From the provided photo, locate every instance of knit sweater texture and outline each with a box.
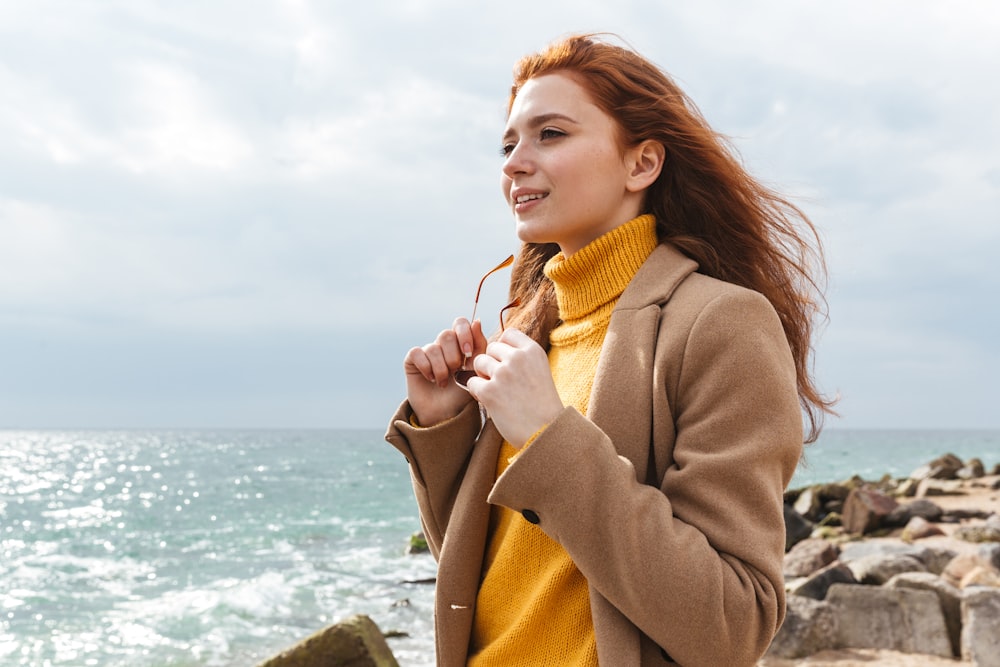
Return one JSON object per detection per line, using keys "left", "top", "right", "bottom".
{"left": 468, "top": 214, "right": 658, "bottom": 665}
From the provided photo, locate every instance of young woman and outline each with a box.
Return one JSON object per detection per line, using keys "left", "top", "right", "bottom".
{"left": 386, "top": 33, "right": 834, "bottom": 666}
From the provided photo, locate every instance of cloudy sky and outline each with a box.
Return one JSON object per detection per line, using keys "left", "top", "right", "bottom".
{"left": 1, "top": 1, "right": 997, "bottom": 430}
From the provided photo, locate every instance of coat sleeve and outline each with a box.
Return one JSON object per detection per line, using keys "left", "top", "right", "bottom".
{"left": 384, "top": 400, "right": 484, "bottom": 559}
{"left": 487, "top": 288, "right": 803, "bottom": 667}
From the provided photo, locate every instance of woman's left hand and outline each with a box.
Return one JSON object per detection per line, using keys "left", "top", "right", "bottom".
{"left": 465, "top": 328, "right": 564, "bottom": 447}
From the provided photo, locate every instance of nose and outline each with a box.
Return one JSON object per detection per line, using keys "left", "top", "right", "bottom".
{"left": 501, "top": 141, "right": 533, "bottom": 180}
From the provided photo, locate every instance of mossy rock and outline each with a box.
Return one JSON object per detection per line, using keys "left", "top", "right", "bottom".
{"left": 258, "top": 614, "right": 399, "bottom": 667}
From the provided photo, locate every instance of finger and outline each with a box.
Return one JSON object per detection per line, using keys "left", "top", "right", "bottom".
{"left": 404, "top": 347, "right": 436, "bottom": 383}
{"left": 452, "top": 317, "right": 476, "bottom": 360}
{"left": 434, "top": 329, "right": 468, "bottom": 373}
{"left": 422, "top": 344, "right": 454, "bottom": 387}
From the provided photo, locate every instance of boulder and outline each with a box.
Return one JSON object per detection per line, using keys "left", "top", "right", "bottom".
{"left": 842, "top": 487, "right": 899, "bottom": 535}
{"left": 885, "top": 572, "right": 962, "bottom": 658}
{"left": 783, "top": 503, "right": 813, "bottom": 552}
{"left": 961, "top": 586, "right": 1000, "bottom": 667}
{"left": 766, "top": 595, "right": 837, "bottom": 659}
{"left": 788, "top": 561, "right": 856, "bottom": 601}
{"left": 943, "top": 552, "right": 998, "bottom": 588}
{"left": 979, "top": 543, "right": 1000, "bottom": 570}
{"left": 886, "top": 498, "right": 943, "bottom": 526}
{"left": 953, "top": 523, "right": 1000, "bottom": 544}
{"left": 783, "top": 538, "right": 840, "bottom": 578}
{"left": 960, "top": 566, "right": 1000, "bottom": 588}
{"left": 845, "top": 553, "right": 927, "bottom": 585}
{"left": 901, "top": 516, "right": 945, "bottom": 541}
{"left": 910, "top": 453, "right": 964, "bottom": 481}
{"left": 955, "top": 457, "right": 985, "bottom": 480}
{"left": 258, "top": 614, "right": 400, "bottom": 667}
{"left": 917, "top": 478, "right": 965, "bottom": 498}
{"left": 825, "top": 583, "right": 952, "bottom": 657}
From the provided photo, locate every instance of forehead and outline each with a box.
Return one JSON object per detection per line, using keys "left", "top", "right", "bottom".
{"left": 504, "top": 73, "right": 602, "bottom": 131}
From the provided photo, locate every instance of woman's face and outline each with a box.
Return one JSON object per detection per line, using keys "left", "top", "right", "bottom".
{"left": 501, "top": 73, "right": 644, "bottom": 256}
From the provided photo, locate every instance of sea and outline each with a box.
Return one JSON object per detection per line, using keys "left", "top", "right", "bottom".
{"left": 1, "top": 428, "right": 998, "bottom": 667}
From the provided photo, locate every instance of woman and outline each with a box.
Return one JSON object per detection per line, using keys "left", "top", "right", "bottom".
{"left": 386, "top": 33, "right": 834, "bottom": 666}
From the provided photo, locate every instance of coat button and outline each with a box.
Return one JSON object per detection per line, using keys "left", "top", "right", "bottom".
{"left": 521, "top": 509, "right": 540, "bottom": 524}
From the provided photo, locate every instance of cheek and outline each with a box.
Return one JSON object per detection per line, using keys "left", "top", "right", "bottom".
{"left": 500, "top": 174, "right": 512, "bottom": 203}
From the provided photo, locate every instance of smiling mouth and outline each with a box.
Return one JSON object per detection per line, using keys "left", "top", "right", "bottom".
{"left": 515, "top": 193, "right": 547, "bottom": 204}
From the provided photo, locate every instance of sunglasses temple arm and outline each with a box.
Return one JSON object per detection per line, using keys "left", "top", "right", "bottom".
{"left": 470, "top": 254, "right": 515, "bottom": 322}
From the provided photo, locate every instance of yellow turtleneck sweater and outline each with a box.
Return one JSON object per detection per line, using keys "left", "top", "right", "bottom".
{"left": 468, "top": 214, "right": 658, "bottom": 665}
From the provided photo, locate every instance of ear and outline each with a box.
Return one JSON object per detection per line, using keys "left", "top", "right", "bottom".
{"left": 625, "top": 140, "right": 665, "bottom": 193}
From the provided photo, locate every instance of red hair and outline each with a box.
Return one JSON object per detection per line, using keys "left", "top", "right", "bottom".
{"left": 503, "top": 34, "right": 836, "bottom": 442}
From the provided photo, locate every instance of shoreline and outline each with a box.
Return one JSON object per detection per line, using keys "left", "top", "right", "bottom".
{"left": 764, "top": 463, "right": 1000, "bottom": 666}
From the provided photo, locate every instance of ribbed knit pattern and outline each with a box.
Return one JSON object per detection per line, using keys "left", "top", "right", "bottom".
{"left": 468, "top": 215, "right": 658, "bottom": 665}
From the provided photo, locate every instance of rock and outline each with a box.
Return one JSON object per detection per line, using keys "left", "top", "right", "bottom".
{"left": 957, "top": 458, "right": 986, "bottom": 480}
{"left": 788, "top": 561, "right": 856, "bottom": 601}
{"left": 942, "top": 552, "right": 1000, "bottom": 588}
{"left": 885, "top": 572, "right": 963, "bottom": 658}
{"left": 407, "top": 531, "right": 429, "bottom": 554}
{"left": 979, "top": 543, "right": 1000, "bottom": 570}
{"left": 783, "top": 538, "right": 840, "bottom": 578}
{"left": 917, "top": 478, "right": 965, "bottom": 498}
{"left": 901, "top": 515, "right": 945, "bottom": 541}
{"left": 793, "top": 486, "right": 824, "bottom": 522}
{"left": 885, "top": 498, "right": 944, "bottom": 526}
{"left": 783, "top": 503, "right": 813, "bottom": 552}
{"left": 910, "top": 453, "right": 964, "bottom": 481}
{"left": 825, "top": 583, "right": 952, "bottom": 657}
{"left": 842, "top": 487, "right": 899, "bottom": 535}
{"left": 961, "top": 586, "right": 1000, "bottom": 666}
{"left": 766, "top": 595, "right": 837, "bottom": 658}
{"left": 953, "top": 523, "right": 1000, "bottom": 544}
{"left": 960, "top": 566, "right": 1000, "bottom": 588}
{"left": 845, "top": 553, "right": 927, "bottom": 585}
{"left": 258, "top": 614, "right": 400, "bottom": 667}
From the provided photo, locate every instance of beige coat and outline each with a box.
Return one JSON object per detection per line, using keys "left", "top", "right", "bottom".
{"left": 385, "top": 243, "right": 803, "bottom": 666}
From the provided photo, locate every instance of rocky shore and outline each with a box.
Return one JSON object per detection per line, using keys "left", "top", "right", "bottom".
{"left": 260, "top": 453, "right": 1000, "bottom": 666}
{"left": 762, "top": 453, "right": 1000, "bottom": 667}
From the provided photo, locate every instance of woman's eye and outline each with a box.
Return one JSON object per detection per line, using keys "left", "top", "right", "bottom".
{"left": 540, "top": 128, "right": 564, "bottom": 141}
{"left": 500, "top": 143, "right": 514, "bottom": 157}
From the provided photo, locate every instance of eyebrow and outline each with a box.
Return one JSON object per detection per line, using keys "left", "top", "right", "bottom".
{"left": 502, "top": 112, "right": 579, "bottom": 143}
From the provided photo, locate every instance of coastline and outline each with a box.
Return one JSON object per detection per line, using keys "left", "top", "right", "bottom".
{"left": 762, "top": 465, "right": 1000, "bottom": 666}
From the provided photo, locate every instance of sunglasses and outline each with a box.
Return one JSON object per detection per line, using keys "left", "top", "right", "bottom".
{"left": 454, "top": 255, "right": 521, "bottom": 387}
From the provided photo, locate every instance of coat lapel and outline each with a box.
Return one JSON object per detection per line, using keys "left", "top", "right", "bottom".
{"left": 587, "top": 244, "right": 697, "bottom": 480}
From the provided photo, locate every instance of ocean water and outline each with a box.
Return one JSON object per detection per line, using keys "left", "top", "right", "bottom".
{"left": 2, "top": 427, "right": 998, "bottom": 667}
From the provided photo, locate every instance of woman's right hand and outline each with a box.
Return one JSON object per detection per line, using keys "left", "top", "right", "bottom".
{"left": 403, "top": 317, "right": 487, "bottom": 427}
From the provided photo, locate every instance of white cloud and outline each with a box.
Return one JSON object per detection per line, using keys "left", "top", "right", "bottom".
{"left": 1, "top": 0, "right": 998, "bottom": 427}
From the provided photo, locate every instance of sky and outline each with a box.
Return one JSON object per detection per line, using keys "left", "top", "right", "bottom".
{"left": 1, "top": 0, "right": 998, "bottom": 430}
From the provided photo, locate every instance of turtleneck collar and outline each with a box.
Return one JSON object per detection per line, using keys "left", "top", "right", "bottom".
{"left": 543, "top": 214, "right": 658, "bottom": 322}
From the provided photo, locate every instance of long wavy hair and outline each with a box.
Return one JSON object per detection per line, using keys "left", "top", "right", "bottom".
{"left": 502, "top": 33, "right": 836, "bottom": 442}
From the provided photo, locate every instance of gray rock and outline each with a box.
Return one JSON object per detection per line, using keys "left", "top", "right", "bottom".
{"left": 917, "top": 478, "right": 965, "bottom": 497}
{"left": 788, "top": 561, "right": 856, "bottom": 601}
{"left": 978, "top": 543, "right": 1000, "bottom": 570}
{"left": 961, "top": 586, "right": 1000, "bottom": 667}
{"left": 953, "top": 523, "right": 1000, "bottom": 544}
{"left": 826, "top": 583, "right": 952, "bottom": 657}
{"left": 784, "top": 503, "right": 813, "bottom": 552}
{"left": 766, "top": 595, "right": 837, "bottom": 658}
{"left": 886, "top": 498, "right": 944, "bottom": 526}
{"left": 886, "top": 572, "right": 962, "bottom": 658}
{"left": 845, "top": 553, "right": 927, "bottom": 585}
{"left": 910, "top": 453, "right": 964, "bottom": 481}
{"left": 784, "top": 538, "right": 840, "bottom": 578}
